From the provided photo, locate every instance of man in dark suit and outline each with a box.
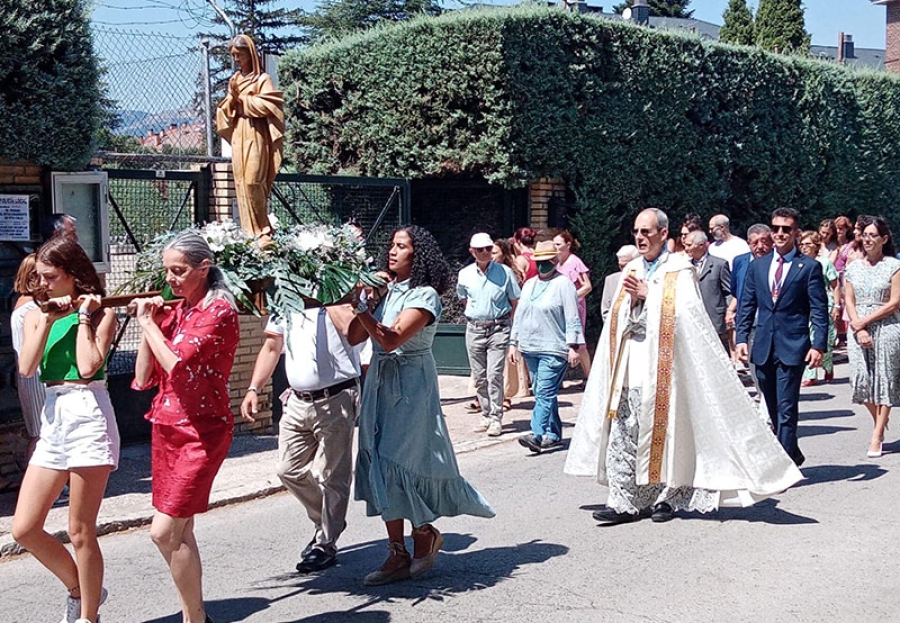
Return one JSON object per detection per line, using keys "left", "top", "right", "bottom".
{"left": 684, "top": 230, "right": 731, "bottom": 351}
{"left": 735, "top": 208, "right": 829, "bottom": 467}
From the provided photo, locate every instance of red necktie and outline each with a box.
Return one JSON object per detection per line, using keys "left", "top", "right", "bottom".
{"left": 772, "top": 256, "right": 784, "bottom": 301}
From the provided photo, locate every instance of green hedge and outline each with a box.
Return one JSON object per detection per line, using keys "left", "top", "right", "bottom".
{"left": 0, "top": 0, "right": 100, "bottom": 170}
{"left": 280, "top": 6, "right": 900, "bottom": 325}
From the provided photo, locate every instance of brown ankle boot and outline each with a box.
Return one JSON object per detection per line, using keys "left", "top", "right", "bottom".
{"left": 363, "top": 541, "right": 411, "bottom": 586}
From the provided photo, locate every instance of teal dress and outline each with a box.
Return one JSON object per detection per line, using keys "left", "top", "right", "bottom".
{"left": 355, "top": 279, "right": 495, "bottom": 526}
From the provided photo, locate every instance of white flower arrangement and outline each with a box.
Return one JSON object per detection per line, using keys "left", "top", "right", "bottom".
{"left": 120, "top": 218, "right": 382, "bottom": 317}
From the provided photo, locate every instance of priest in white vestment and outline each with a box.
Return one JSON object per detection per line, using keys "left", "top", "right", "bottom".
{"left": 564, "top": 208, "right": 803, "bottom": 524}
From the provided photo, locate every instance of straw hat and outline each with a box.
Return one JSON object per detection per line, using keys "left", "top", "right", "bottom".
{"left": 533, "top": 240, "right": 559, "bottom": 261}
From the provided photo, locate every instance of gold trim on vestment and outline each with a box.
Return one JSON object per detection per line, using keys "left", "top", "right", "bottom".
{"left": 606, "top": 270, "right": 634, "bottom": 419}
{"left": 648, "top": 271, "right": 678, "bottom": 483}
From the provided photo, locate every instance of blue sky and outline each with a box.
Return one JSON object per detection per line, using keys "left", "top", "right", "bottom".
{"left": 90, "top": 1, "right": 887, "bottom": 48}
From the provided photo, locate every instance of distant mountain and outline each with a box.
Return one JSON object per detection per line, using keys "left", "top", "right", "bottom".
{"left": 115, "top": 109, "right": 201, "bottom": 137}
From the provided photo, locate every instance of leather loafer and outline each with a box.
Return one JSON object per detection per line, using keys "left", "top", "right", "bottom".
{"left": 296, "top": 548, "right": 337, "bottom": 573}
{"left": 650, "top": 502, "right": 675, "bottom": 523}
{"left": 518, "top": 433, "right": 542, "bottom": 453}
{"left": 592, "top": 507, "right": 640, "bottom": 524}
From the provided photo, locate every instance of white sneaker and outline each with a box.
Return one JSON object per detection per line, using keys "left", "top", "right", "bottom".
{"left": 63, "top": 587, "right": 108, "bottom": 623}
{"left": 487, "top": 421, "right": 503, "bottom": 437}
{"left": 472, "top": 418, "right": 491, "bottom": 433}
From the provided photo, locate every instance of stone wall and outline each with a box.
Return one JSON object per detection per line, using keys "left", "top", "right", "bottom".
{"left": 230, "top": 314, "right": 274, "bottom": 434}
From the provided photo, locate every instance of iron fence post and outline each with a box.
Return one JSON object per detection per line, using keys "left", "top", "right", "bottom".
{"left": 201, "top": 39, "right": 214, "bottom": 158}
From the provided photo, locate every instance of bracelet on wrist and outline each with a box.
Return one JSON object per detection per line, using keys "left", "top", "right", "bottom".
{"left": 247, "top": 386, "right": 260, "bottom": 394}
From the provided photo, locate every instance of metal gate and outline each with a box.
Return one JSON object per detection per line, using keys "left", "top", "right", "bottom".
{"left": 267, "top": 174, "right": 410, "bottom": 258}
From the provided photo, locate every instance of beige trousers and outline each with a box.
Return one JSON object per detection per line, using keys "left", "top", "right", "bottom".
{"left": 276, "top": 384, "right": 358, "bottom": 555}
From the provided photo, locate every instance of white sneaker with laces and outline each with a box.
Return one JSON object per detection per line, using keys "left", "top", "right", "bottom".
{"left": 487, "top": 421, "right": 502, "bottom": 437}
{"left": 63, "top": 587, "right": 108, "bottom": 623}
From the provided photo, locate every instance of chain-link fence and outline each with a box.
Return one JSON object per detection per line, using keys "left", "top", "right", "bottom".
{"left": 93, "top": 27, "right": 223, "bottom": 168}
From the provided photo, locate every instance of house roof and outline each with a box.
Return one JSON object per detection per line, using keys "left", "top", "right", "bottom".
{"left": 573, "top": 7, "right": 886, "bottom": 70}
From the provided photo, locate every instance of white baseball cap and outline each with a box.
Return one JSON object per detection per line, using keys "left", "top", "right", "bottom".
{"left": 470, "top": 232, "right": 494, "bottom": 248}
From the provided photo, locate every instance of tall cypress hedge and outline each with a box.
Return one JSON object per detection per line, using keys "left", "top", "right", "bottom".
{"left": 0, "top": 0, "right": 101, "bottom": 170}
{"left": 280, "top": 6, "right": 900, "bottom": 325}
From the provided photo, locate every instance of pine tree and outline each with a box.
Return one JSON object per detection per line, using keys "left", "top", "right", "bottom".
{"left": 204, "top": 0, "right": 306, "bottom": 55}
{"left": 613, "top": 0, "right": 693, "bottom": 18}
{"left": 301, "top": 0, "right": 443, "bottom": 42}
{"left": 719, "top": 0, "right": 755, "bottom": 46}
{"left": 754, "top": 0, "right": 810, "bottom": 54}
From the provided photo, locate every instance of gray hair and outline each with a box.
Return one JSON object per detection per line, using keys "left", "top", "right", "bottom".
{"left": 687, "top": 230, "right": 708, "bottom": 245}
{"left": 747, "top": 223, "right": 772, "bottom": 238}
{"left": 165, "top": 231, "right": 235, "bottom": 307}
{"left": 640, "top": 208, "right": 669, "bottom": 231}
{"left": 616, "top": 244, "right": 640, "bottom": 260}
{"left": 711, "top": 214, "right": 730, "bottom": 230}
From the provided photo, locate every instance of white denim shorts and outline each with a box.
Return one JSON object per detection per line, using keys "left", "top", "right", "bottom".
{"left": 30, "top": 381, "right": 120, "bottom": 471}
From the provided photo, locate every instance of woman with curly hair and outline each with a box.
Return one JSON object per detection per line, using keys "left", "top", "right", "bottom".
{"left": 350, "top": 225, "right": 495, "bottom": 586}
{"left": 13, "top": 237, "right": 119, "bottom": 623}
{"left": 668, "top": 212, "right": 702, "bottom": 255}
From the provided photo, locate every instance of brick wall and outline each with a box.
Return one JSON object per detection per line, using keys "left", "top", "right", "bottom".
{"left": 887, "top": 2, "right": 900, "bottom": 73}
{"left": 230, "top": 314, "right": 274, "bottom": 434}
{"left": 210, "top": 162, "right": 237, "bottom": 222}
{"left": 528, "top": 177, "right": 566, "bottom": 231}
{"left": 0, "top": 159, "right": 42, "bottom": 185}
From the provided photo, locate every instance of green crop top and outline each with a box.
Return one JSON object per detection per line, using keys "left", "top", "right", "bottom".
{"left": 40, "top": 313, "right": 106, "bottom": 382}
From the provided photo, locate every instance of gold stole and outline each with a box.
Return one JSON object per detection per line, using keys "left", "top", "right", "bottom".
{"left": 605, "top": 270, "right": 634, "bottom": 420}
{"left": 648, "top": 271, "right": 678, "bottom": 483}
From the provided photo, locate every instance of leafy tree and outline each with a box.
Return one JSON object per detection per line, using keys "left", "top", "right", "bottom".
{"left": 755, "top": 0, "right": 810, "bottom": 54}
{"left": 302, "top": 0, "right": 443, "bottom": 41}
{"left": 719, "top": 0, "right": 755, "bottom": 46}
{"left": 613, "top": 0, "right": 693, "bottom": 18}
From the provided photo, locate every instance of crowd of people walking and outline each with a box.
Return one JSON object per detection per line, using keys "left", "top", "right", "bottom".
{"left": 9, "top": 206, "right": 900, "bottom": 622}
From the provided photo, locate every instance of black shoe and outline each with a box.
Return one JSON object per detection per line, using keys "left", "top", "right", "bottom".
{"left": 296, "top": 548, "right": 337, "bottom": 573}
{"left": 541, "top": 437, "right": 563, "bottom": 450}
{"left": 592, "top": 507, "right": 640, "bottom": 524}
{"left": 300, "top": 537, "right": 317, "bottom": 560}
{"left": 793, "top": 452, "right": 806, "bottom": 468}
{"left": 650, "top": 502, "right": 675, "bottom": 523}
{"left": 518, "top": 434, "right": 542, "bottom": 453}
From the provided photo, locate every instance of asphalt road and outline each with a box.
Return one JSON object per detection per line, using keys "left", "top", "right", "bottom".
{"left": 3, "top": 360, "right": 899, "bottom": 623}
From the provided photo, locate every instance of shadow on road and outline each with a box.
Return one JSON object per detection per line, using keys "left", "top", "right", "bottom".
{"left": 795, "top": 462, "right": 888, "bottom": 487}
{"left": 801, "top": 409, "right": 855, "bottom": 421}
{"left": 182, "top": 536, "right": 568, "bottom": 622}
{"left": 797, "top": 424, "right": 856, "bottom": 438}
{"left": 578, "top": 498, "right": 817, "bottom": 526}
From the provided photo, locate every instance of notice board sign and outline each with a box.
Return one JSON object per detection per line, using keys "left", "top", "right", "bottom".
{"left": 0, "top": 194, "right": 30, "bottom": 241}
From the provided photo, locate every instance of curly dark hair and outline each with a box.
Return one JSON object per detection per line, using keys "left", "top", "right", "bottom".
{"left": 35, "top": 237, "right": 105, "bottom": 298}
{"left": 382, "top": 225, "right": 452, "bottom": 295}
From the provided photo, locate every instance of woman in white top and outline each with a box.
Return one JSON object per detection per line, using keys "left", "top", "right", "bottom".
{"left": 10, "top": 254, "right": 46, "bottom": 460}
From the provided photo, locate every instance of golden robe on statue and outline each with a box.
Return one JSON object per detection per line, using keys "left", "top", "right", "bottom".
{"left": 216, "top": 34, "right": 285, "bottom": 238}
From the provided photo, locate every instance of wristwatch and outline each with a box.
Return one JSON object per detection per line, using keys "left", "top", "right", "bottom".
{"left": 247, "top": 386, "right": 259, "bottom": 394}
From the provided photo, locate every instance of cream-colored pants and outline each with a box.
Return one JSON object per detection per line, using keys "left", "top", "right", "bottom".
{"left": 276, "top": 384, "right": 358, "bottom": 555}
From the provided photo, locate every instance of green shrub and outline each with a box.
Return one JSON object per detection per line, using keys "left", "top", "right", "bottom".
{"left": 280, "top": 6, "right": 900, "bottom": 327}
{"left": 0, "top": 0, "right": 101, "bottom": 170}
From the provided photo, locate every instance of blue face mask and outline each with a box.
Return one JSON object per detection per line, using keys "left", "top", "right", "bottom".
{"left": 537, "top": 260, "right": 555, "bottom": 275}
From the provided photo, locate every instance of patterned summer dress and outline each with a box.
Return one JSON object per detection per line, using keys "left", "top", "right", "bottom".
{"left": 845, "top": 257, "right": 900, "bottom": 406}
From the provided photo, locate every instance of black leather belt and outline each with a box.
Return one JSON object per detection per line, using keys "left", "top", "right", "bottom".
{"left": 291, "top": 378, "right": 358, "bottom": 402}
{"left": 467, "top": 315, "right": 511, "bottom": 328}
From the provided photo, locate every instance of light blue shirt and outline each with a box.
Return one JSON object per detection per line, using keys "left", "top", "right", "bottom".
{"left": 510, "top": 273, "right": 584, "bottom": 357}
{"left": 457, "top": 261, "right": 521, "bottom": 322}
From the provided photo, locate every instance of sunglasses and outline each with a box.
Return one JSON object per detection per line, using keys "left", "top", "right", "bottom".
{"left": 632, "top": 228, "right": 658, "bottom": 236}
{"left": 771, "top": 225, "right": 794, "bottom": 233}
{"left": 473, "top": 246, "right": 493, "bottom": 252}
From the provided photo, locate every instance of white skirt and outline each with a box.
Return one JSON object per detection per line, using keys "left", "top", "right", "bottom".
{"left": 30, "top": 381, "right": 120, "bottom": 471}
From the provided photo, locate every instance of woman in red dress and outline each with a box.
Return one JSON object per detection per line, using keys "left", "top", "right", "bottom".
{"left": 132, "top": 232, "right": 239, "bottom": 623}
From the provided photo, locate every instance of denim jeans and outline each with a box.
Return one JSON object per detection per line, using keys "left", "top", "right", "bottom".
{"left": 522, "top": 352, "right": 568, "bottom": 442}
